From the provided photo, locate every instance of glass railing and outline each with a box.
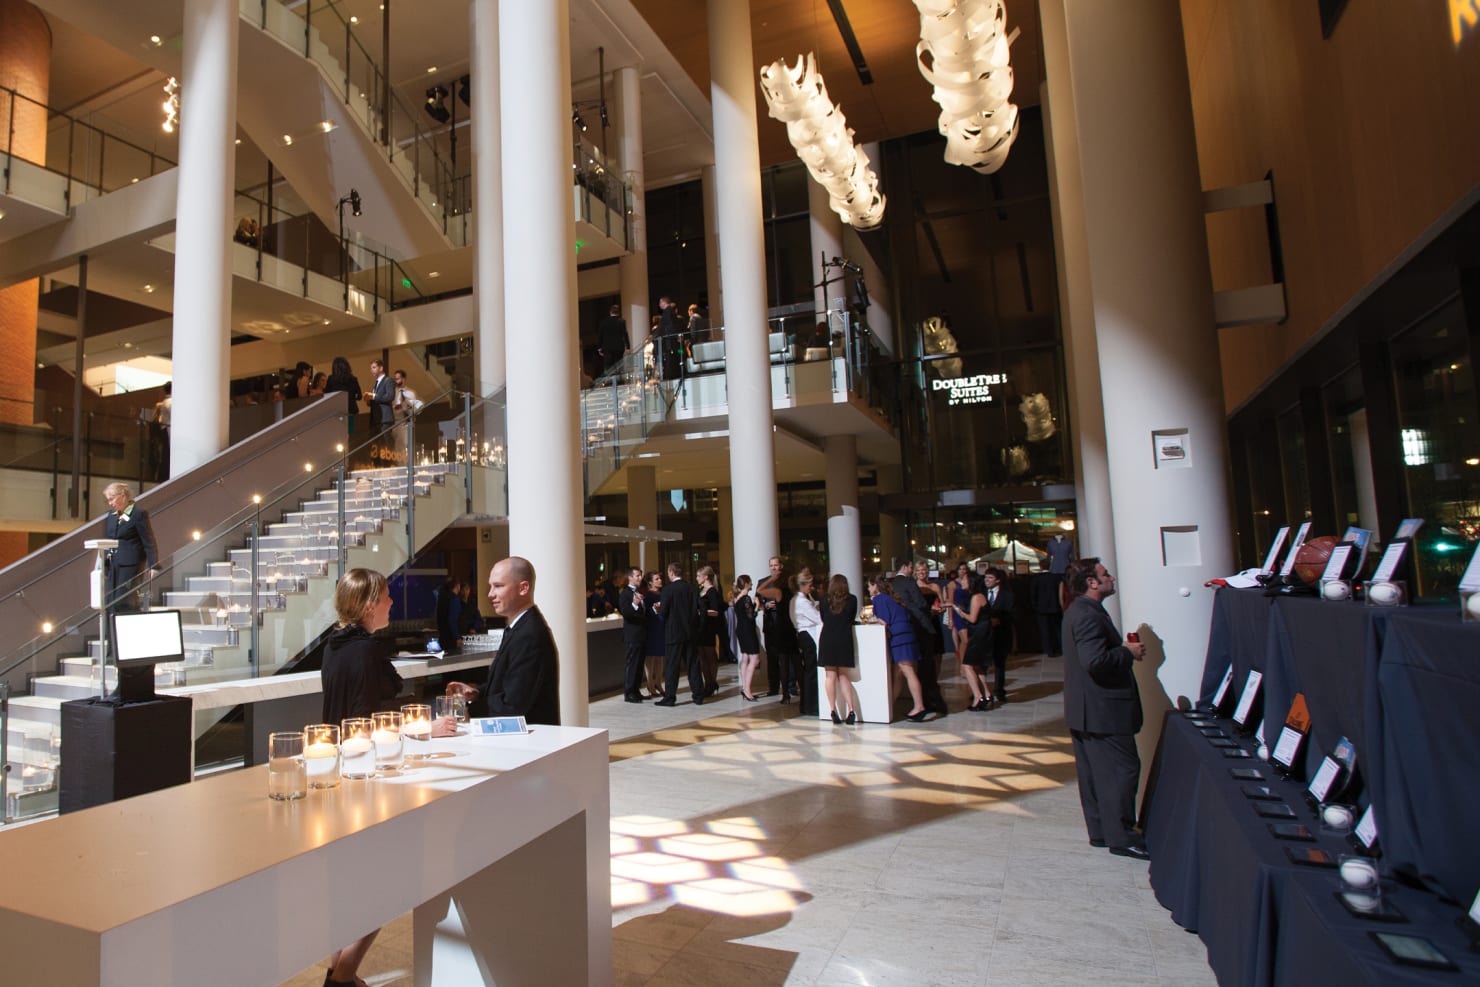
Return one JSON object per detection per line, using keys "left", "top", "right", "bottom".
{"left": 0, "top": 396, "right": 157, "bottom": 516}
{"left": 582, "top": 343, "right": 669, "bottom": 497}
{"left": 1, "top": 84, "right": 175, "bottom": 213}
{"left": 573, "top": 134, "right": 630, "bottom": 250}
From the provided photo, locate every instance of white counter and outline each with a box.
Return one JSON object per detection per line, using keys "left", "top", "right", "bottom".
{"left": 0, "top": 726, "right": 612, "bottom": 986}
{"left": 814, "top": 623, "right": 898, "bottom": 723}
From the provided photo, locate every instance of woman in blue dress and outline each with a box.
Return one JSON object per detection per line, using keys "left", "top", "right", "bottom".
{"left": 869, "top": 574, "right": 927, "bottom": 721}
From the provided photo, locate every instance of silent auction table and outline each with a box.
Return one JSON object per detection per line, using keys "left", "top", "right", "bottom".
{"left": 0, "top": 726, "right": 612, "bottom": 987}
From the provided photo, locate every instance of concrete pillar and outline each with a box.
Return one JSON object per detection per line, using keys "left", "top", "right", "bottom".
{"left": 809, "top": 178, "right": 843, "bottom": 321}
{"left": 717, "top": 486, "right": 734, "bottom": 590}
{"left": 170, "top": 0, "right": 238, "bottom": 476}
{"left": 875, "top": 464, "right": 907, "bottom": 573}
{"left": 614, "top": 65, "right": 649, "bottom": 350}
{"left": 824, "top": 435, "right": 862, "bottom": 600}
{"left": 1040, "top": 0, "right": 1234, "bottom": 710}
{"left": 499, "top": 0, "right": 587, "bottom": 726}
{"left": 1348, "top": 409, "right": 1380, "bottom": 536}
{"left": 701, "top": 164, "right": 723, "bottom": 326}
{"left": 626, "top": 465, "right": 657, "bottom": 570}
{"left": 471, "top": 0, "right": 505, "bottom": 396}
{"left": 708, "top": 0, "right": 779, "bottom": 584}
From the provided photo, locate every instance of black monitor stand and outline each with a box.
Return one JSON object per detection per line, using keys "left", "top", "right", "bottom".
{"left": 112, "top": 662, "right": 159, "bottom": 704}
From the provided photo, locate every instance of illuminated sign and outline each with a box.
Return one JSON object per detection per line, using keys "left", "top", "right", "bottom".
{"left": 931, "top": 373, "right": 1007, "bottom": 406}
{"left": 1455, "top": 0, "right": 1478, "bottom": 45}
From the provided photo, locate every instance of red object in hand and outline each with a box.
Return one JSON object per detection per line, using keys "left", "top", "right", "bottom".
{"left": 1127, "top": 632, "right": 1140, "bottom": 643}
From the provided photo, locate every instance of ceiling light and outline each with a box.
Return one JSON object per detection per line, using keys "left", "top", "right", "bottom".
{"left": 281, "top": 134, "right": 293, "bottom": 146}
{"left": 320, "top": 120, "right": 336, "bottom": 133}
{"left": 912, "top": 0, "right": 1020, "bottom": 174}
{"left": 427, "top": 271, "right": 440, "bottom": 278}
{"left": 349, "top": 15, "right": 358, "bottom": 24}
{"left": 149, "top": 34, "right": 162, "bottom": 46}
{"left": 234, "top": 138, "right": 242, "bottom": 145}
{"left": 426, "top": 66, "right": 438, "bottom": 74}
{"left": 0, "top": 209, "right": 5, "bottom": 220}
{"left": 143, "top": 284, "right": 155, "bottom": 293}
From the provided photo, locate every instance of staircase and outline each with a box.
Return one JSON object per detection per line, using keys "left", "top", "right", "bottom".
{"left": 2, "top": 462, "right": 463, "bottom": 817}
{"left": 580, "top": 349, "right": 673, "bottom": 498}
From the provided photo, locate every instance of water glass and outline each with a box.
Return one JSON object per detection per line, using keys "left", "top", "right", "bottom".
{"left": 267, "top": 731, "right": 307, "bottom": 800}
{"left": 401, "top": 704, "right": 433, "bottom": 755}
{"left": 436, "top": 694, "right": 468, "bottom": 723}
{"left": 340, "top": 718, "right": 376, "bottom": 779}
{"left": 372, "top": 710, "right": 405, "bottom": 773}
{"left": 303, "top": 723, "right": 341, "bottom": 788}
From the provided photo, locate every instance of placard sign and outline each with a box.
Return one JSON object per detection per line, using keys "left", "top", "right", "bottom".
{"left": 1394, "top": 518, "right": 1424, "bottom": 541}
{"left": 1459, "top": 544, "right": 1480, "bottom": 594}
{"left": 1272, "top": 693, "right": 1312, "bottom": 770}
{"left": 1211, "top": 666, "right": 1234, "bottom": 709}
{"left": 1262, "top": 526, "right": 1291, "bottom": 573}
{"left": 1280, "top": 522, "right": 1313, "bottom": 577}
{"left": 470, "top": 715, "right": 529, "bottom": 735}
{"left": 1354, "top": 805, "right": 1378, "bottom": 850}
{"left": 1307, "top": 756, "right": 1343, "bottom": 802}
{"left": 1370, "top": 541, "right": 1410, "bottom": 583}
{"left": 1233, "top": 670, "right": 1264, "bottom": 727}
{"left": 1321, "top": 544, "right": 1354, "bottom": 582}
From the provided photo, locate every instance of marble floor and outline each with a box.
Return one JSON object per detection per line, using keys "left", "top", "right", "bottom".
{"left": 281, "top": 653, "right": 1217, "bottom": 986}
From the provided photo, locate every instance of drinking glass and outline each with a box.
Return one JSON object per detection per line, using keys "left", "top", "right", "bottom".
{"left": 303, "top": 723, "right": 341, "bottom": 788}
{"left": 340, "top": 718, "right": 376, "bottom": 779}
{"left": 436, "top": 694, "right": 468, "bottom": 723}
{"left": 401, "top": 704, "right": 433, "bottom": 756}
{"left": 267, "top": 731, "right": 307, "bottom": 800}
{"left": 372, "top": 710, "right": 405, "bottom": 773}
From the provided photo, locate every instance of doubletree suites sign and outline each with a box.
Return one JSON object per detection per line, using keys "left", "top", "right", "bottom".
{"left": 931, "top": 373, "right": 1008, "bottom": 406}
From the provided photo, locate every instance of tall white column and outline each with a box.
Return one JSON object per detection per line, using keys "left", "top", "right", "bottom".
{"left": 824, "top": 435, "right": 862, "bottom": 601}
{"left": 709, "top": 0, "right": 778, "bottom": 584}
{"left": 499, "top": 0, "right": 587, "bottom": 726}
{"left": 614, "top": 66, "right": 649, "bottom": 350}
{"left": 701, "top": 164, "right": 723, "bottom": 325}
{"left": 1041, "top": 0, "right": 1234, "bottom": 709}
{"left": 170, "top": 0, "right": 237, "bottom": 475}
{"left": 626, "top": 465, "right": 657, "bottom": 570}
{"left": 471, "top": 0, "right": 505, "bottom": 396}
{"left": 809, "top": 179, "right": 843, "bottom": 320}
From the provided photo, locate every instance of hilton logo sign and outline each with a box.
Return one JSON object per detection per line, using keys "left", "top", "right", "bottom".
{"left": 931, "top": 373, "right": 1008, "bottom": 407}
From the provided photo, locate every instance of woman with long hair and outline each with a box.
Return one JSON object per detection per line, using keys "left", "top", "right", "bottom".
{"left": 732, "top": 574, "right": 761, "bottom": 702}
{"left": 642, "top": 570, "right": 666, "bottom": 699}
{"left": 949, "top": 561, "right": 972, "bottom": 663}
{"left": 870, "top": 573, "right": 927, "bottom": 721}
{"left": 952, "top": 575, "right": 993, "bottom": 710}
{"left": 697, "top": 565, "right": 723, "bottom": 699}
{"left": 819, "top": 574, "right": 861, "bottom": 724}
{"left": 790, "top": 569, "right": 822, "bottom": 715}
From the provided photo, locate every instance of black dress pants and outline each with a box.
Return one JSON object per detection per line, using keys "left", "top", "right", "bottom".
{"left": 796, "top": 635, "right": 818, "bottom": 716}
{"left": 664, "top": 639, "right": 702, "bottom": 703}
{"left": 1037, "top": 613, "right": 1062, "bottom": 657}
{"left": 1070, "top": 729, "right": 1141, "bottom": 847}
{"left": 623, "top": 638, "right": 645, "bottom": 698}
{"left": 915, "top": 641, "right": 946, "bottom": 713}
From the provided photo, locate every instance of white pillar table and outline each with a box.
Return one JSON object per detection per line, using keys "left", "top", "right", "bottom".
{"left": 0, "top": 726, "right": 612, "bottom": 986}
{"left": 814, "top": 623, "right": 898, "bottom": 724}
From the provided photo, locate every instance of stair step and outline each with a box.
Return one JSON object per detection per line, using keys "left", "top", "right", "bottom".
{"left": 6, "top": 716, "right": 56, "bottom": 756}
{"left": 31, "top": 675, "right": 104, "bottom": 701}
{"left": 7, "top": 695, "right": 62, "bottom": 727}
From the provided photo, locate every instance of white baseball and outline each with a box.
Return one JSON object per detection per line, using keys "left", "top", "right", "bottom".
{"left": 1179, "top": 587, "right": 1191, "bottom": 598}
{"left": 1368, "top": 582, "right": 1400, "bottom": 605}
{"left": 1322, "top": 805, "right": 1354, "bottom": 829}
{"left": 1466, "top": 593, "right": 1480, "bottom": 620}
{"left": 1321, "top": 581, "right": 1351, "bottom": 601}
{"left": 1339, "top": 858, "right": 1379, "bottom": 890}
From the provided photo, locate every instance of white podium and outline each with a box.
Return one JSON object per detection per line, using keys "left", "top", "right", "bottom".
{"left": 814, "top": 623, "right": 898, "bottom": 723}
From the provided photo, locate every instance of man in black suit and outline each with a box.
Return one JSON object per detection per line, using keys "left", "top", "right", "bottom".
{"left": 365, "top": 359, "right": 395, "bottom": 463}
{"left": 656, "top": 561, "right": 703, "bottom": 706}
{"left": 597, "top": 304, "right": 629, "bottom": 373}
{"left": 982, "top": 567, "right": 1015, "bottom": 704}
{"left": 892, "top": 561, "right": 947, "bottom": 716}
{"left": 447, "top": 557, "right": 561, "bottom": 725}
{"left": 618, "top": 565, "right": 647, "bottom": 703}
{"left": 103, "top": 482, "right": 157, "bottom": 612}
{"left": 1063, "top": 557, "right": 1147, "bottom": 859}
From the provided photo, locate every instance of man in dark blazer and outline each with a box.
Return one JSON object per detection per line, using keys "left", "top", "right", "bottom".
{"left": 1062, "top": 557, "right": 1147, "bottom": 858}
{"left": 448, "top": 557, "right": 560, "bottom": 725}
{"left": 103, "top": 482, "right": 157, "bottom": 612}
{"left": 756, "top": 556, "right": 797, "bottom": 700}
{"left": 365, "top": 359, "right": 395, "bottom": 462}
{"left": 618, "top": 565, "right": 647, "bottom": 703}
{"left": 892, "top": 561, "right": 946, "bottom": 716}
{"left": 597, "top": 304, "right": 629, "bottom": 372}
{"left": 982, "top": 567, "right": 1015, "bottom": 704}
{"left": 656, "top": 561, "right": 703, "bottom": 706}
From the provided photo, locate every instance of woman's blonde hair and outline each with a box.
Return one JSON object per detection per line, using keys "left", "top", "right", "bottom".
{"left": 698, "top": 565, "right": 716, "bottom": 586}
{"left": 334, "top": 568, "right": 388, "bottom": 628}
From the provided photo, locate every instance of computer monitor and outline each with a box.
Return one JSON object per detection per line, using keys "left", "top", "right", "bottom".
{"left": 110, "top": 609, "right": 184, "bottom": 702}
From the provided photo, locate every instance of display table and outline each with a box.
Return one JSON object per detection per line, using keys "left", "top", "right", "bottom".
{"left": 1145, "top": 714, "right": 1480, "bottom": 986}
{"left": 0, "top": 726, "right": 612, "bottom": 986}
{"left": 812, "top": 623, "right": 898, "bottom": 723}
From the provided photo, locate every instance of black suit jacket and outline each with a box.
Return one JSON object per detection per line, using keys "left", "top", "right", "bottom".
{"left": 105, "top": 506, "right": 158, "bottom": 569}
{"left": 480, "top": 606, "right": 561, "bottom": 725}
{"left": 598, "top": 315, "right": 629, "bottom": 358}
{"left": 1062, "top": 595, "right": 1142, "bottom": 735}
{"left": 618, "top": 585, "right": 646, "bottom": 645}
{"left": 985, "top": 585, "right": 1015, "bottom": 626}
{"left": 368, "top": 374, "right": 395, "bottom": 428}
{"left": 891, "top": 574, "right": 935, "bottom": 639}
{"left": 659, "top": 577, "right": 701, "bottom": 645}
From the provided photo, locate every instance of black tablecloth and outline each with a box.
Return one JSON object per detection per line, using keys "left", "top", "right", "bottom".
{"left": 1146, "top": 714, "right": 1480, "bottom": 987}
{"left": 1198, "top": 588, "right": 1275, "bottom": 704}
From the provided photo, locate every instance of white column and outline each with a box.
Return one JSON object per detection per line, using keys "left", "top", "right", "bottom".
{"left": 809, "top": 178, "right": 843, "bottom": 320}
{"left": 614, "top": 66, "right": 649, "bottom": 351}
{"left": 625, "top": 465, "right": 657, "bottom": 571}
{"left": 709, "top": 0, "right": 779, "bottom": 584}
{"left": 1348, "top": 409, "right": 1380, "bottom": 535}
{"left": 471, "top": 0, "right": 505, "bottom": 395}
{"left": 499, "top": 0, "right": 587, "bottom": 726}
{"left": 170, "top": 0, "right": 237, "bottom": 475}
{"left": 701, "top": 164, "right": 723, "bottom": 325}
{"left": 824, "top": 435, "right": 862, "bottom": 601}
{"left": 1041, "top": 0, "right": 1234, "bottom": 708}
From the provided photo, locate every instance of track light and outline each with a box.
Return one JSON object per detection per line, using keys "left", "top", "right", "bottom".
{"left": 339, "top": 188, "right": 362, "bottom": 217}
{"left": 572, "top": 110, "right": 586, "bottom": 132}
{"left": 424, "top": 85, "right": 450, "bottom": 124}
{"left": 458, "top": 75, "right": 471, "bottom": 108}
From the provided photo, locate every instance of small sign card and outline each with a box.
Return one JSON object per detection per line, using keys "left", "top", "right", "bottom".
{"left": 1233, "top": 670, "right": 1264, "bottom": 727}
{"left": 469, "top": 715, "right": 529, "bottom": 736}
{"left": 1271, "top": 693, "right": 1311, "bottom": 771}
{"left": 1307, "top": 755, "right": 1343, "bottom": 803}
{"left": 1211, "top": 666, "right": 1235, "bottom": 711}
{"left": 1394, "top": 518, "right": 1425, "bottom": 541}
{"left": 1341, "top": 526, "right": 1373, "bottom": 570}
{"left": 1354, "top": 804, "right": 1379, "bottom": 851}
{"left": 1322, "top": 544, "right": 1355, "bottom": 582}
{"left": 1459, "top": 543, "right": 1480, "bottom": 594}
{"left": 1280, "top": 522, "right": 1314, "bottom": 577}
{"left": 1370, "top": 541, "right": 1410, "bottom": 583}
{"left": 1262, "top": 526, "right": 1292, "bottom": 572}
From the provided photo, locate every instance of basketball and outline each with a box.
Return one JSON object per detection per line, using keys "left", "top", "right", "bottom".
{"left": 1292, "top": 535, "right": 1338, "bottom": 587}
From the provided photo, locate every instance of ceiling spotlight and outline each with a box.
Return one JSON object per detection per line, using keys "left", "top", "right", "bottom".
{"left": 424, "top": 85, "right": 451, "bottom": 124}
{"left": 571, "top": 110, "right": 586, "bottom": 131}
{"left": 340, "top": 188, "right": 361, "bottom": 217}
{"left": 599, "top": 104, "right": 609, "bottom": 128}
{"left": 143, "top": 284, "right": 155, "bottom": 293}
{"left": 349, "top": 15, "right": 359, "bottom": 24}
{"left": 319, "top": 120, "right": 336, "bottom": 133}
{"left": 426, "top": 66, "right": 437, "bottom": 74}
{"left": 281, "top": 134, "right": 293, "bottom": 146}
{"left": 149, "top": 34, "right": 162, "bottom": 46}
{"left": 427, "top": 271, "right": 440, "bottom": 278}
{"left": 458, "top": 75, "right": 472, "bottom": 107}
{"left": 234, "top": 138, "right": 242, "bottom": 145}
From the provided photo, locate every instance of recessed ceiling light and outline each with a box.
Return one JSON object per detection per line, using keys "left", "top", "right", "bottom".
{"left": 142, "top": 284, "right": 155, "bottom": 293}
{"left": 427, "top": 271, "right": 440, "bottom": 278}
{"left": 426, "top": 66, "right": 437, "bottom": 74}
{"left": 149, "top": 35, "right": 162, "bottom": 46}
{"left": 0, "top": 209, "right": 6, "bottom": 220}
{"left": 123, "top": 342, "right": 133, "bottom": 349}
{"left": 131, "top": 177, "right": 140, "bottom": 183}
{"left": 322, "top": 319, "right": 331, "bottom": 325}
{"left": 349, "top": 15, "right": 359, "bottom": 24}
{"left": 281, "top": 134, "right": 293, "bottom": 146}
{"left": 234, "top": 138, "right": 242, "bottom": 145}
{"left": 319, "top": 120, "right": 335, "bottom": 133}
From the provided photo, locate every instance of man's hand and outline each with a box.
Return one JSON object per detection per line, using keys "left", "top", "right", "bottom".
{"left": 446, "top": 681, "right": 478, "bottom": 700}
{"left": 1125, "top": 638, "right": 1146, "bottom": 661}
{"left": 430, "top": 715, "right": 458, "bottom": 738}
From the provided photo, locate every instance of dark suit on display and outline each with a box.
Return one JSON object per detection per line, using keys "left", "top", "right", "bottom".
{"left": 104, "top": 505, "right": 158, "bottom": 612}
{"left": 619, "top": 584, "right": 646, "bottom": 700}
{"left": 984, "top": 583, "right": 1015, "bottom": 698}
{"left": 892, "top": 573, "right": 946, "bottom": 714}
{"left": 1062, "top": 594, "right": 1143, "bottom": 849}
{"left": 659, "top": 576, "right": 703, "bottom": 703}
{"left": 1031, "top": 571, "right": 1063, "bottom": 657}
{"left": 479, "top": 605, "right": 561, "bottom": 725}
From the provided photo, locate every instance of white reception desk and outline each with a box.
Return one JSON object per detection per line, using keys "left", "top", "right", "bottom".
{"left": 0, "top": 726, "right": 612, "bottom": 986}
{"left": 812, "top": 623, "right": 898, "bottom": 723}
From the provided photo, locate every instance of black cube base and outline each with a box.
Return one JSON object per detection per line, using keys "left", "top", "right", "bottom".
{"left": 59, "top": 694, "right": 192, "bottom": 813}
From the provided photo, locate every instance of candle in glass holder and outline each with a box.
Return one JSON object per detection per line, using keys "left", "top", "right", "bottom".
{"left": 340, "top": 718, "right": 376, "bottom": 779}
{"left": 303, "top": 723, "right": 341, "bottom": 788}
{"left": 401, "top": 704, "right": 432, "bottom": 756}
{"left": 372, "top": 710, "right": 404, "bottom": 772}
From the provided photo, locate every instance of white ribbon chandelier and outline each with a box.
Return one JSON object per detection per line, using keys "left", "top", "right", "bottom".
{"left": 912, "top": 0, "right": 1019, "bottom": 174}
{"left": 759, "top": 53, "right": 885, "bottom": 230}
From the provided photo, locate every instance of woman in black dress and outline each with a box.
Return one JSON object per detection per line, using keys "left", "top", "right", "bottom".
{"left": 732, "top": 574, "right": 761, "bottom": 701}
{"left": 819, "top": 574, "right": 861, "bottom": 724}
{"left": 697, "top": 565, "right": 724, "bottom": 699}
{"left": 642, "top": 571, "right": 666, "bottom": 699}
{"left": 952, "top": 576, "right": 993, "bottom": 711}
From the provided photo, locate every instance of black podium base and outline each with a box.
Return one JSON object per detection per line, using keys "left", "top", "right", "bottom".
{"left": 59, "top": 694, "right": 193, "bottom": 813}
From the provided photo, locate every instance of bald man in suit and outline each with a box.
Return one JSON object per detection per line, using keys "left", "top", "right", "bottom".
{"left": 448, "top": 556, "right": 560, "bottom": 725}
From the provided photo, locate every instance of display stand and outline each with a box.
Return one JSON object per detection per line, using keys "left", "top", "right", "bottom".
{"left": 58, "top": 695, "right": 192, "bottom": 813}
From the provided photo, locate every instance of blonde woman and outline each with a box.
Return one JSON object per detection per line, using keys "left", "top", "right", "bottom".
{"left": 732, "top": 575, "right": 762, "bottom": 702}
{"left": 790, "top": 569, "right": 823, "bottom": 715}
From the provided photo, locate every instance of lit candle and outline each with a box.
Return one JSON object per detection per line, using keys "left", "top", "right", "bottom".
{"left": 305, "top": 741, "right": 339, "bottom": 783}
{"left": 341, "top": 737, "right": 373, "bottom": 755}
{"left": 371, "top": 728, "right": 400, "bottom": 750}
{"left": 403, "top": 720, "right": 431, "bottom": 740}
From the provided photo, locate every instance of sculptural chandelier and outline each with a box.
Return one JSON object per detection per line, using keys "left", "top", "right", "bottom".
{"left": 759, "top": 53, "right": 885, "bottom": 230}
{"left": 912, "top": 0, "right": 1019, "bottom": 174}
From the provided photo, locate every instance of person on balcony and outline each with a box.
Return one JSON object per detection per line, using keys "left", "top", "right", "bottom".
{"left": 657, "top": 295, "right": 684, "bottom": 380}
{"left": 597, "top": 304, "right": 629, "bottom": 373}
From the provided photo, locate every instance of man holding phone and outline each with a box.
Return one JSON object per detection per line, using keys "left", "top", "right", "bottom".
{"left": 1063, "top": 557, "right": 1147, "bottom": 859}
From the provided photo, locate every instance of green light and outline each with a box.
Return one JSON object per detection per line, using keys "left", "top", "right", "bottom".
{"left": 401, "top": 277, "right": 412, "bottom": 289}
{"left": 574, "top": 239, "right": 585, "bottom": 255}
{"left": 1433, "top": 542, "right": 1460, "bottom": 553}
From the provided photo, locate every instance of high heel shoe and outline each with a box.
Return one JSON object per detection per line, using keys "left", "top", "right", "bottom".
{"left": 906, "top": 709, "right": 928, "bottom": 722}
{"left": 742, "top": 692, "right": 758, "bottom": 702}
{"left": 831, "top": 710, "right": 842, "bottom": 724}
{"left": 845, "top": 711, "right": 857, "bottom": 725}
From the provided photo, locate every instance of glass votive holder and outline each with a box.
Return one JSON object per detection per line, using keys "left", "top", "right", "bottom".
{"left": 1319, "top": 802, "right": 1356, "bottom": 835}
{"left": 372, "top": 710, "right": 405, "bottom": 773}
{"left": 436, "top": 694, "right": 468, "bottom": 723}
{"left": 1338, "top": 854, "right": 1382, "bottom": 913}
{"left": 340, "top": 718, "right": 376, "bottom": 779}
{"left": 267, "top": 731, "right": 307, "bottom": 801}
{"left": 303, "top": 723, "right": 341, "bottom": 789}
{"left": 401, "top": 704, "right": 433, "bottom": 755}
